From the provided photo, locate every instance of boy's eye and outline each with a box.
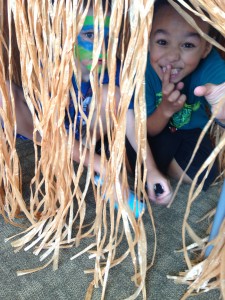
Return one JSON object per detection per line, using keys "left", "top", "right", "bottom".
{"left": 183, "top": 42, "right": 195, "bottom": 48}
{"left": 84, "top": 32, "right": 94, "bottom": 39}
{"left": 81, "top": 31, "right": 94, "bottom": 41}
{"left": 156, "top": 39, "right": 167, "bottom": 46}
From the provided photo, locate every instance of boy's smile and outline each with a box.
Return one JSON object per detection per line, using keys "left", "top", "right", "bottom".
{"left": 149, "top": 5, "right": 212, "bottom": 83}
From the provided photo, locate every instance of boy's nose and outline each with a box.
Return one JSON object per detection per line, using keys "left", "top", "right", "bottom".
{"left": 167, "top": 48, "right": 180, "bottom": 62}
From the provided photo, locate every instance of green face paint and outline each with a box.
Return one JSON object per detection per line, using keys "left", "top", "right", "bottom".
{"left": 86, "top": 64, "right": 102, "bottom": 73}
{"left": 75, "top": 15, "right": 110, "bottom": 74}
{"left": 82, "top": 15, "right": 110, "bottom": 28}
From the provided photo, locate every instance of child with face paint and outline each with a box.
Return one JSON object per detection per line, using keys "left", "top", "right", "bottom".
{"left": 144, "top": 0, "right": 225, "bottom": 191}
{"left": 75, "top": 15, "right": 110, "bottom": 78}
{"left": 64, "top": 5, "right": 111, "bottom": 142}
{"left": 67, "top": 2, "right": 173, "bottom": 206}
{"left": 0, "top": 0, "right": 174, "bottom": 211}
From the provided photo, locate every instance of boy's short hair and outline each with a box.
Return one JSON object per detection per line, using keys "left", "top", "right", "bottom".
{"left": 153, "top": 0, "right": 217, "bottom": 38}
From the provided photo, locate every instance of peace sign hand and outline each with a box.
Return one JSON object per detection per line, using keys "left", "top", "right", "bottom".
{"left": 160, "top": 65, "right": 186, "bottom": 118}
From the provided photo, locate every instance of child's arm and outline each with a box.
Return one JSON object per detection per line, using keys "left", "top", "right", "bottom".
{"left": 147, "top": 65, "right": 186, "bottom": 136}
{"left": 126, "top": 109, "right": 173, "bottom": 205}
{"left": 0, "top": 81, "right": 40, "bottom": 141}
{"left": 0, "top": 81, "right": 105, "bottom": 175}
{"left": 194, "top": 82, "right": 225, "bottom": 122}
{"left": 72, "top": 140, "right": 104, "bottom": 175}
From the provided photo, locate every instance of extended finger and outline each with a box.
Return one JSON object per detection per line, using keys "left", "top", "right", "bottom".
{"left": 162, "top": 64, "right": 172, "bottom": 87}
{"left": 176, "top": 81, "right": 184, "bottom": 91}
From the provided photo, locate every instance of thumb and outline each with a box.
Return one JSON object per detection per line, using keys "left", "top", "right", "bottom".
{"left": 194, "top": 83, "right": 213, "bottom": 97}
{"left": 195, "top": 82, "right": 225, "bottom": 106}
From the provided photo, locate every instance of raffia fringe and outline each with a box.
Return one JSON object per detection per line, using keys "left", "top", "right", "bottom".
{"left": 0, "top": 0, "right": 225, "bottom": 299}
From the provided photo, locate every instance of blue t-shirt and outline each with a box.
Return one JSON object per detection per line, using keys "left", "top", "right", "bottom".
{"left": 145, "top": 48, "right": 225, "bottom": 130}
{"left": 71, "top": 59, "right": 134, "bottom": 105}
{"left": 67, "top": 59, "right": 134, "bottom": 140}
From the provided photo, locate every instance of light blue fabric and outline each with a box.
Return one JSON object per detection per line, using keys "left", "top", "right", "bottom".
{"left": 94, "top": 174, "right": 146, "bottom": 218}
{"left": 205, "top": 180, "right": 225, "bottom": 257}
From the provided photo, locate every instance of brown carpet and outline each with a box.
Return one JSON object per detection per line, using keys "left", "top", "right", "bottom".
{"left": 0, "top": 139, "right": 221, "bottom": 300}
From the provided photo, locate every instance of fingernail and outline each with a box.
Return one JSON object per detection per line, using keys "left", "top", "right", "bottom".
{"left": 154, "top": 183, "right": 164, "bottom": 197}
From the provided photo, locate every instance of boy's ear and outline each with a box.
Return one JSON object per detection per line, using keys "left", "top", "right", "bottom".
{"left": 202, "top": 42, "right": 212, "bottom": 58}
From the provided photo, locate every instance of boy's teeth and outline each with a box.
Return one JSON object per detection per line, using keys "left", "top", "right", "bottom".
{"left": 162, "top": 67, "right": 180, "bottom": 74}
{"left": 171, "top": 69, "right": 179, "bottom": 74}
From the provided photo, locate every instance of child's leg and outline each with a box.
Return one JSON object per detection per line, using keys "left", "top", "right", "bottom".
{"left": 91, "top": 84, "right": 121, "bottom": 159}
{"left": 167, "top": 158, "right": 192, "bottom": 183}
{"left": 148, "top": 126, "right": 181, "bottom": 174}
{"left": 127, "top": 127, "right": 193, "bottom": 184}
{"left": 147, "top": 126, "right": 218, "bottom": 190}
{"left": 126, "top": 126, "right": 181, "bottom": 175}
{"left": 173, "top": 128, "right": 219, "bottom": 190}
{"left": 90, "top": 85, "right": 120, "bottom": 141}
{"left": 124, "top": 137, "right": 137, "bottom": 173}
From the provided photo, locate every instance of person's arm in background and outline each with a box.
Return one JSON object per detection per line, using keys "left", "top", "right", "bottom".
{"left": 194, "top": 82, "right": 225, "bottom": 123}
{"left": 193, "top": 48, "right": 225, "bottom": 124}
{"left": 146, "top": 65, "right": 186, "bottom": 136}
{"left": 126, "top": 108, "right": 172, "bottom": 205}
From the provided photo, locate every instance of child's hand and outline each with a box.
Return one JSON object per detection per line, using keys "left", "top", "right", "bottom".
{"left": 160, "top": 65, "right": 186, "bottom": 117}
{"left": 146, "top": 168, "right": 173, "bottom": 205}
{"left": 194, "top": 82, "right": 225, "bottom": 120}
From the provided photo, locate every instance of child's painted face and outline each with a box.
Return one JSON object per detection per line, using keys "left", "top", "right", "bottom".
{"left": 75, "top": 14, "right": 110, "bottom": 80}
{"left": 149, "top": 5, "right": 212, "bottom": 83}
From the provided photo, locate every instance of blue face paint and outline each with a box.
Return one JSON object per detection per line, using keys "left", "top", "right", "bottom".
{"left": 77, "top": 35, "right": 93, "bottom": 52}
{"left": 77, "top": 24, "right": 95, "bottom": 53}
{"left": 75, "top": 16, "right": 110, "bottom": 71}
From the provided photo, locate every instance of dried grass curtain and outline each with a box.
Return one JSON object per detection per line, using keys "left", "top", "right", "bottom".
{"left": 0, "top": 0, "right": 23, "bottom": 223}
{"left": 1, "top": 0, "right": 225, "bottom": 299}
{"left": 166, "top": 1, "right": 225, "bottom": 299}
{"left": 0, "top": 0, "right": 155, "bottom": 299}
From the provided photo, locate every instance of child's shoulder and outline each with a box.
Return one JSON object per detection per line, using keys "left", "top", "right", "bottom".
{"left": 192, "top": 48, "right": 225, "bottom": 84}
{"left": 198, "top": 48, "right": 225, "bottom": 71}
{"left": 204, "top": 47, "right": 224, "bottom": 64}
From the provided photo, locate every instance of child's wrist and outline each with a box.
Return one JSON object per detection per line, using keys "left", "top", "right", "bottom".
{"left": 158, "top": 104, "right": 174, "bottom": 119}
{"left": 214, "top": 118, "right": 225, "bottom": 128}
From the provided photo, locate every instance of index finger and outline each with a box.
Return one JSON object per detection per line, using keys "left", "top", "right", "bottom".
{"left": 162, "top": 64, "right": 171, "bottom": 87}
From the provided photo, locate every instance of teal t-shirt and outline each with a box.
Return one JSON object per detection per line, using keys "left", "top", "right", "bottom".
{"left": 145, "top": 48, "right": 225, "bottom": 130}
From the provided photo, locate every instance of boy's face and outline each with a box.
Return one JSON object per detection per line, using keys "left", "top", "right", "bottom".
{"left": 149, "top": 5, "right": 212, "bottom": 83}
{"left": 75, "top": 12, "right": 110, "bottom": 81}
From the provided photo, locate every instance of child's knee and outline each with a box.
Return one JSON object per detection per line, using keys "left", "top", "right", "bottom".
{"left": 201, "top": 161, "right": 219, "bottom": 191}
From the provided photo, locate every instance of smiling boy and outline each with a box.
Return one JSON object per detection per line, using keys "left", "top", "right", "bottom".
{"left": 145, "top": 0, "right": 225, "bottom": 190}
